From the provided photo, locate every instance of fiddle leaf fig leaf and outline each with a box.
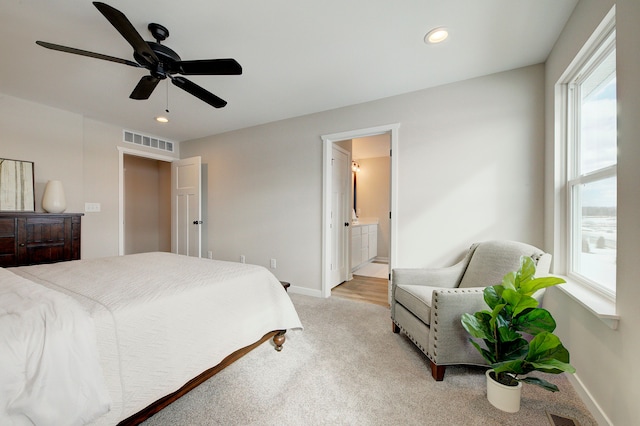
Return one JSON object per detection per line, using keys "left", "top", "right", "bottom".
{"left": 501, "top": 271, "right": 517, "bottom": 291}
{"left": 516, "top": 256, "right": 536, "bottom": 288}
{"left": 520, "top": 276, "right": 566, "bottom": 295}
{"left": 529, "top": 359, "right": 576, "bottom": 375}
{"left": 512, "top": 308, "right": 556, "bottom": 334}
{"left": 461, "top": 312, "right": 492, "bottom": 340}
{"left": 500, "top": 288, "right": 539, "bottom": 318}
{"left": 521, "top": 376, "right": 560, "bottom": 392}
{"left": 483, "top": 285, "right": 502, "bottom": 309}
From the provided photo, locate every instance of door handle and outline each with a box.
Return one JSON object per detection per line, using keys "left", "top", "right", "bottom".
{"left": 193, "top": 220, "right": 203, "bottom": 225}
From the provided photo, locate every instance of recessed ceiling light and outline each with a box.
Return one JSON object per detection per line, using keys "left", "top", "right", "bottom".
{"left": 155, "top": 116, "right": 169, "bottom": 123}
{"left": 425, "top": 27, "right": 448, "bottom": 44}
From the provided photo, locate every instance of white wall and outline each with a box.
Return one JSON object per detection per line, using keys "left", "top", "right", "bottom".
{"left": 0, "top": 94, "right": 84, "bottom": 213}
{"left": 0, "top": 94, "right": 179, "bottom": 259}
{"left": 181, "top": 63, "right": 546, "bottom": 294}
{"left": 544, "top": 1, "right": 640, "bottom": 424}
{"left": 354, "top": 155, "right": 390, "bottom": 259}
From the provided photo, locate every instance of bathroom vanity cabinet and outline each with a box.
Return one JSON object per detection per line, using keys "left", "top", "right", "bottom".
{"left": 351, "top": 223, "right": 378, "bottom": 271}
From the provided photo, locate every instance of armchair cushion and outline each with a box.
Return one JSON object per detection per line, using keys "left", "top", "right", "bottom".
{"left": 458, "top": 241, "right": 545, "bottom": 288}
{"left": 394, "top": 285, "right": 438, "bottom": 325}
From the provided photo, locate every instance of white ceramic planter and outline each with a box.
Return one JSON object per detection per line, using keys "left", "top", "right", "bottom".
{"left": 486, "top": 369, "right": 522, "bottom": 413}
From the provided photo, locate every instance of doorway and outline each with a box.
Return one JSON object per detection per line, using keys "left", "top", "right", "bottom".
{"left": 122, "top": 154, "right": 171, "bottom": 254}
{"left": 321, "top": 124, "right": 399, "bottom": 300}
{"left": 118, "top": 147, "right": 174, "bottom": 256}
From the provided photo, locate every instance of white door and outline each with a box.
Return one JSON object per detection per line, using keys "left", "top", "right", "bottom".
{"left": 171, "top": 156, "right": 202, "bottom": 257}
{"left": 330, "top": 146, "right": 349, "bottom": 288}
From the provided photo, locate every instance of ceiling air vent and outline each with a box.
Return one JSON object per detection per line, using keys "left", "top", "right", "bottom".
{"left": 123, "top": 130, "right": 174, "bottom": 153}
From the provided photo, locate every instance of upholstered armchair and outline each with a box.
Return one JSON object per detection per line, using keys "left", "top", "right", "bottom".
{"left": 391, "top": 240, "right": 551, "bottom": 381}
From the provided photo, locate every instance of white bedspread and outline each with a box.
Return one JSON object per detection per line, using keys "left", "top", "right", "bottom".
{"left": 9, "top": 252, "right": 302, "bottom": 425}
{"left": 0, "top": 268, "right": 111, "bottom": 426}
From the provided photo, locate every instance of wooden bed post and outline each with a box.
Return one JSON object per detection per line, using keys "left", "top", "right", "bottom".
{"left": 273, "top": 330, "right": 286, "bottom": 351}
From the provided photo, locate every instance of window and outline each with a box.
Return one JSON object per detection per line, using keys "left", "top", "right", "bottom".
{"left": 563, "top": 22, "right": 617, "bottom": 298}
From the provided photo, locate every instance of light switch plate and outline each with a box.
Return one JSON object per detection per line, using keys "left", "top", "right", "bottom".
{"left": 85, "top": 202, "right": 101, "bottom": 212}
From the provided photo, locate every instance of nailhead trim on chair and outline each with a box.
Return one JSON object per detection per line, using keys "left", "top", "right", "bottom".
{"left": 432, "top": 295, "right": 438, "bottom": 357}
{"left": 392, "top": 320, "right": 428, "bottom": 355}
{"left": 430, "top": 288, "right": 484, "bottom": 362}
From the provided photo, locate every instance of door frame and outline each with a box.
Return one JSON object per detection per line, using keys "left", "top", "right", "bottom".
{"left": 117, "top": 146, "right": 176, "bottom": 256}
{"left": 321, "top": 123, "right": 400, "bottom": 298}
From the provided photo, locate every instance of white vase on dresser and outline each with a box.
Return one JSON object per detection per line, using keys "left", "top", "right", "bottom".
{"left": 42, "top": 180, "right": 67, "bottom": 213}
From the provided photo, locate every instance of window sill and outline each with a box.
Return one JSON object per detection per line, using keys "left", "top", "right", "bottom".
{"left": 552, "top": 275, "right": 619, "bottom": 330}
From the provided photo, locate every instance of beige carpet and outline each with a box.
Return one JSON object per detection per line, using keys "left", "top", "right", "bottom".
{"left": 142, "top": 294, "right": 596, "bottom": 425}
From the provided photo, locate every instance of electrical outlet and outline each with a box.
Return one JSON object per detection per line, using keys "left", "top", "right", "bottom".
{"left": 270, "top": 258, "right": 277, "bottom": 269}
{"left": 240, "top": 255, "right": 246, "bottom": 264}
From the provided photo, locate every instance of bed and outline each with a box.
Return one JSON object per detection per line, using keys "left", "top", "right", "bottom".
{"left": 0, "top": 252, "right": 303, "bottom": 425}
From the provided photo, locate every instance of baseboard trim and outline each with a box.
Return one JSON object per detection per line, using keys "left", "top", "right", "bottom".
{"left": 566, "top": 372, "right": 612, "bottom": 426}
{"left": 288, "top": 285, "right": 323, "bottom": 298}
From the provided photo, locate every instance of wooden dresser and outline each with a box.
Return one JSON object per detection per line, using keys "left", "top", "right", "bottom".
{"left": 0, "top": 212, "right": 82, "bottom": 267}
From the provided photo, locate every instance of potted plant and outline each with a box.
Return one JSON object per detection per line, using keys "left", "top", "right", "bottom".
{"left": 461, "top": 256, "right": 576, "bottom": 412}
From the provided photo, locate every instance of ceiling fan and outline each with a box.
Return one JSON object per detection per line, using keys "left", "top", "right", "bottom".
{"left": 36, "top": 1, "right": 242, "bottom": 108}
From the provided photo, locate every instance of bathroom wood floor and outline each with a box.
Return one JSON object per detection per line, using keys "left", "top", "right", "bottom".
{"left": 331, "top": 274, "right": 389, "bottom": 307}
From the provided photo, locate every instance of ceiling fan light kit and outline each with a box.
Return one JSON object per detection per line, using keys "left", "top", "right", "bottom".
{"left": 36, "top": 2, "right": 242, "bottom": 109}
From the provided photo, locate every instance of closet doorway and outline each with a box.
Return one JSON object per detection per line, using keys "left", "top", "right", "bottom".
{"left": 122, "top": 153, "right": 172, "bottom": 255}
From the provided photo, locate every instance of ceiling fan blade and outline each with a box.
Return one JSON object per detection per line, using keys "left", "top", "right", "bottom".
{"left": 130, "top": 75, "right": 161, "bottom": 100}
{"left": 170, "top": 59, "right": 243, "bottom": 76}
{"left": 93, "top": 2, "right": 158, "bottom": 65}
{"left": 171, "top": 76, "right": 227, "bottom": 108}
{"left": 36, "top": 41, "right": 141, "bottom": 68}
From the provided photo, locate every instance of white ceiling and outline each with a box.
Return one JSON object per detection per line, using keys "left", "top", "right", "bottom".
{"left": 0, "top": 0, "right": 578, "bottom": 143}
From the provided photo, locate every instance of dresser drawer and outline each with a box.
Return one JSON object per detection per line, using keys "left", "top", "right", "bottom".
{"left": 0, "top": 212, "right": 82, "bottom": 266}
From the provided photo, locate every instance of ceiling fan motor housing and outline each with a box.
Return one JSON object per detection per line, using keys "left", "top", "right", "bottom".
{"left": 134, "top": 41, "right": 181, "bottom": 78}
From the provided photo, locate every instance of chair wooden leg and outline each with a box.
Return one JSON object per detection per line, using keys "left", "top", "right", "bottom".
{"left": 430, "top": 362, "right": 446, "bottom": 381}
{"left": 392, "top": 322, "right": 400, "bottom": 333}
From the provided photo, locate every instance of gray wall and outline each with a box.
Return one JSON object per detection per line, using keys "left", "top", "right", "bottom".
{"left": 181, "top": 63, "right": 546, "bottom": 295}
{"left": 0, "top": 94, "right": 179, "bottom": 259}
{"left": 544, "top": 1, "right": 640, "bottom": 424}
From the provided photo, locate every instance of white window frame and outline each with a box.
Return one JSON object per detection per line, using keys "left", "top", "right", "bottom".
{"left": 553, "top": 7, "right": 619, "bottom": 329}
{"left": 565, "top": 33, "right": 617, "bottom": 299}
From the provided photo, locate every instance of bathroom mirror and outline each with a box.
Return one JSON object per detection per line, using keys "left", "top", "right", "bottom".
{"left": 0, "top": 158, "right": 35, "bottom": 211}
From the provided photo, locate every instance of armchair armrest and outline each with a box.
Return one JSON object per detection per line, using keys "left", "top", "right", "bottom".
{"left": 428, "top": 287, "right": 488, "bottom": 367}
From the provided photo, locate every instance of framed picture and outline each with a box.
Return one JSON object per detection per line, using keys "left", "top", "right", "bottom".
{"left": 0, "top": 158, "right": 35, "bottom": 211}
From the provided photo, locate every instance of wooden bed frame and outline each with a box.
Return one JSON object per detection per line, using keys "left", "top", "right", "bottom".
{"left": 117, "top": 330, "right": 286, "bottom": 425}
